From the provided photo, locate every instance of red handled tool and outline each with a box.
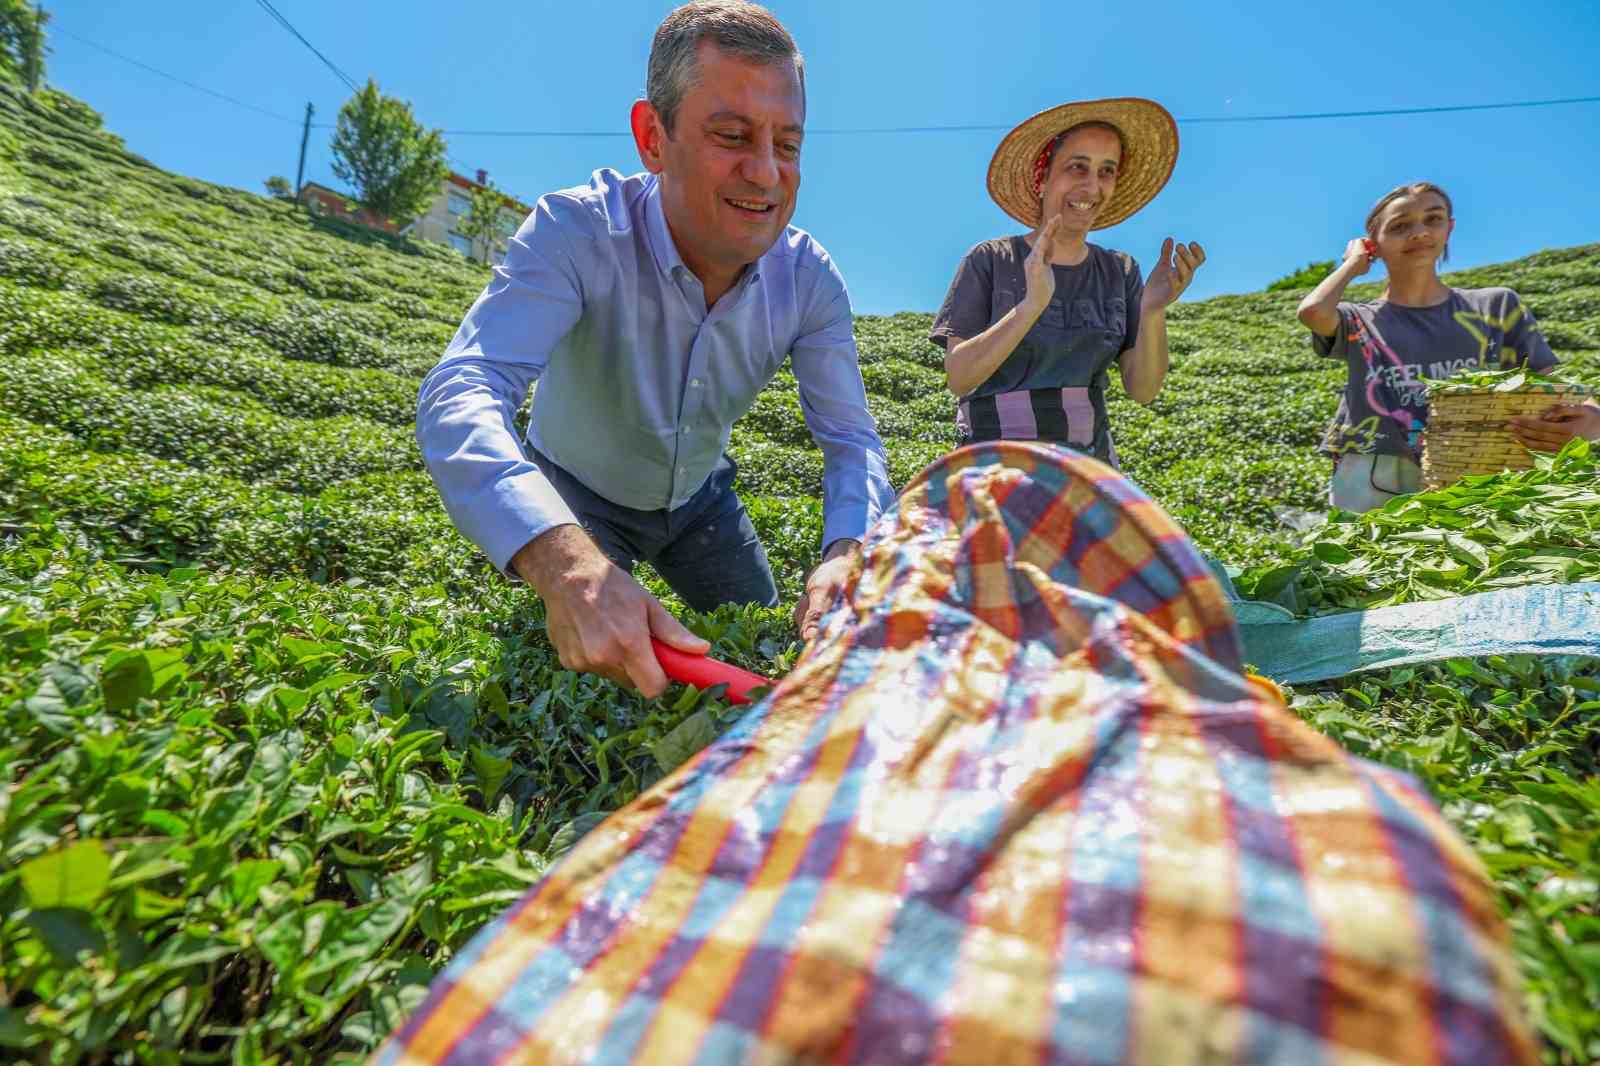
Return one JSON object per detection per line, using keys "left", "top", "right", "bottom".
{"left": 650, "top": 638, "right": 770, "bottom": 705}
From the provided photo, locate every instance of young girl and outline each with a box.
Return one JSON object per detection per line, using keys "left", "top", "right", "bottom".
{"left": 929, "top": 98, "right": 1205, "bottom": 465}
{"left": 1297, "top": 182, "right": 1559, "bottom": 513}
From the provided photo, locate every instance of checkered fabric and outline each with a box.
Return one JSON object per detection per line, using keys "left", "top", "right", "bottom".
{"left": 376, "top": 442, "right": 1534, "bottom": 1066}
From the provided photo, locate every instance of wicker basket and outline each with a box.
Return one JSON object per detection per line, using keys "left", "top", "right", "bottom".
{"left": 1421, "top": 379, "right": 1595, "bottom": 488}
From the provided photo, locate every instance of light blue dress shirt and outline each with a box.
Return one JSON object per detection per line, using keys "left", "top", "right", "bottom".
{"left": 415, "top": 168, "right": 892, "bottom": 574}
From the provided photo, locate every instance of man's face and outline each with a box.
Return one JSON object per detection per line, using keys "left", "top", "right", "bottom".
{"left": 641, "top": 41, "right": 804, "bottom": 282}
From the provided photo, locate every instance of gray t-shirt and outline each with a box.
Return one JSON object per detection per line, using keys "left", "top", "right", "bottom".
{"left": 929, "top": 237, "right": 1143, "bottom": 462}
{"left": 1312, "top": 287, "right": 1559, "bottom": 458}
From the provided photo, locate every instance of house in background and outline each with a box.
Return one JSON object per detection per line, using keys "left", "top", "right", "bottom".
{"left": 405, "top": 169, "right": 529, "bottom": 263}
{"left": 296, "top": 181, "right": 399, "bottom": 233}
{"left": 298, "top": 169, "right": 529, "bottom": 263}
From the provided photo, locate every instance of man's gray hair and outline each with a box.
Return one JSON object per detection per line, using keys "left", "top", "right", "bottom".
{"left": 647, "top": 1, "right": 804, "bottom": 135}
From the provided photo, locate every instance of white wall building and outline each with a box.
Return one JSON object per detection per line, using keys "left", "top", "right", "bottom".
{"left": 405, "top": 168, "right": 529, "bottom": 263}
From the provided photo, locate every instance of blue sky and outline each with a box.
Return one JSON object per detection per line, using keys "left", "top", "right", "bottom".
{"left": 42, "top": 0, "right": 1600, "bottom": 314}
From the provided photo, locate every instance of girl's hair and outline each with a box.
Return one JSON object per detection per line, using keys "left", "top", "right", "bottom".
{"left": 1032, "top": 121, "right": 1127, "bottom": 200}
{"left": 1365, "top": 181, "right": 1453, "bottom": 262}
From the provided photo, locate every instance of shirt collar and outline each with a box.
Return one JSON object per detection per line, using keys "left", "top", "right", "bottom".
{"left": 642, "top": 175, "right": 764, "bottom": 293}
{"left": 642, "top": 176, "right": 687, "bottom": 280}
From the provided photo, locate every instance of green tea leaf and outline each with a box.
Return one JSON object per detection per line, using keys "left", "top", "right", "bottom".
{"left": 479, "top": 679, "right": 510, "bottom": 719}
{"left": 226, "top": 860, "right": 282, "bottom": 909}
{"left": 19, "top": 840, "right": 111, "bottom": 910}
{"left": 1311, "top": 541, "right": 1353, "bottom": 564}
{"left": 281, "top": 635, "right": 339, "bottom": 665}
{"left": 470, "top": 746, "right": 514, "bottom": 801}
{"left": 100, "top": 649, "right": 154, "bottom": 712}
{"left": 23, "top": 908, "right": 106, "bottom": 964}
{"left": 548, "top": 811, "right": 611, "bottom": 860}
{"left": 651, "top": 708, "right": 720, "bottom": 775}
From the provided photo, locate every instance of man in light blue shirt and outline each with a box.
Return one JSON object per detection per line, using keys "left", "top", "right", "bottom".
{"left": 416, "top": 0, "right": 891, "bottom": 698}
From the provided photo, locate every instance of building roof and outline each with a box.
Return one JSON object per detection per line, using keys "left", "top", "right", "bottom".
{"left": 446, "top": 171, "right": 531, "bottom": 215}
{"left": 295, "top": 181, "right": 399, "bottom": 232}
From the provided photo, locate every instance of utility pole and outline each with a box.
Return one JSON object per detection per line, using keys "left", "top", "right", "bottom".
{"left": 25, "top": 3, "right": 46, "bottom": 93}
{"left": 294, "top": 102, "right": 314, "bottom": 203}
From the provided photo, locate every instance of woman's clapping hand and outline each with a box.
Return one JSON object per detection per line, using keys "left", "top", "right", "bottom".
{"left": 1023, "top": 214, "right": 1065, "bottom": 311}
{"left": 1142, "top": 237, "right": 1206, "bottom": 312}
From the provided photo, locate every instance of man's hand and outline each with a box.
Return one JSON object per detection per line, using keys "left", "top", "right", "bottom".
{"left": 1141, "top": 237, "right": 1206, "bottom": 313}
{"left": 512, "top": 525, "right": 709, "bottom": 699}
{"left": 1507, "top": 400, "right": 1600, "bottom": 453}
{"left": 793, "top": 538, "right": 860, "bottom": 643}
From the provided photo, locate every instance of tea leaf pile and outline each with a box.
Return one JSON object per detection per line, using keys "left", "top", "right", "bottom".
{"left": 1241, "top": 439, "right": 1600, "bottom": 615}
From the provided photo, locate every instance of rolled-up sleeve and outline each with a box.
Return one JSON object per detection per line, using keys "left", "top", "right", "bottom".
{"left": 1119, "top": 254, "right": 1144, "bottom": 356}
{"left": 1310, "top": 304, "right": 1353, "bottom": 359}
{"left": 928, "top": 242, "right": 996, "bottom": 351}
{"left": 790, "top": 256, "right": 893, "bottom": 548}
{"left": 415, "top": 196, "right": 588, "bottom": 574}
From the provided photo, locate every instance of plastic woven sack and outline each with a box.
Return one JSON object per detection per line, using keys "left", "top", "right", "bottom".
{"left": 376, "top": 442, "right": 1534, "bottom": 1066}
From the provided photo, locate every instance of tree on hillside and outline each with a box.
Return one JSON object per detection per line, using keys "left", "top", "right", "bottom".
{"left": 264, "top": 175, "right": 292, "bottom": 199}
{"left": 1267, "top": 260, "right": 1337, "bottom": 292}
{"left": 0, "top": 0, "right": 49, "bottom": 91}
{"left": 457, "top": 178, "right": 515, "bottom": 263}
{"left": 329, "top": 78, "right": 447, "bottom": 226}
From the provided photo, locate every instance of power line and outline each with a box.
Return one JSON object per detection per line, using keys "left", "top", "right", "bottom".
{"left": 436, "top": 93, "right": 1600, "bottom": 137}
{"left": 46, "top": 26, "right": 1600, "bottom": 139}
{"left": 252, "top": 0, "right": 359, "bottom": 93}
{"left": 440, "top": 128, "right": 628, "bottom": 138}
{"left": 1180, "top": 94, "right": 1600, "bottom": 125}
{"left": 51, "top": 25, "right": 304, "bottom": 125}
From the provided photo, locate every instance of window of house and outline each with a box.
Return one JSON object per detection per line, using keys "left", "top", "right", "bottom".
{"left": 447, "top": 192, "right": 469, "bottom": 216}
{"left": 447, "top": 232, "right": 473, "bottom": 256}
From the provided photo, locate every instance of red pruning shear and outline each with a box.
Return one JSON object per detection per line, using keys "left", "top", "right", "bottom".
{"left": 650, "top": 638, "right": 770, "bottom": 705}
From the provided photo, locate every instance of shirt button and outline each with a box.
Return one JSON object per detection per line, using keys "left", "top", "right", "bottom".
{"left": 677, "top": 466, "right": 687, "bottom": 476}
{"left": 690, "top": 378, "right": 703, "bottom": 388}
{"left": 680, "top": 426, "right": 691, "bottom": 436}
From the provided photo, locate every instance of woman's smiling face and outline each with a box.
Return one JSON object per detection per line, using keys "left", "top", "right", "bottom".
{"left": 1039, "top": 126, "right": 1121, "bottom": 233}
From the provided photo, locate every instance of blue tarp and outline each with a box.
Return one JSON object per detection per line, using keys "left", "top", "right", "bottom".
{"left": 1235, "top": 581, "right": 1600, "bottom": 684}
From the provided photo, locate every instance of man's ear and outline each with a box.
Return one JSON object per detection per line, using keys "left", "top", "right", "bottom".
{"left": 631, "top": 99, "right": 667, "bottom": 175}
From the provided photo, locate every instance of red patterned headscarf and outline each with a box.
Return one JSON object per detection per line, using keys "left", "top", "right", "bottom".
{"left": 1031, "top": 136, "right": 1060, "bottom": 200}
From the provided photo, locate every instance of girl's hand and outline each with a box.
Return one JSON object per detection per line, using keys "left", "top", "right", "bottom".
{"left": 1343, "top": 237, "right": 1376, "bottom": 277}
{"left": 1142, "top": 237, "right": 1206, "bottom": 313}
{"left": 1023, "top": 215, "right": 1063, "bottom": 311}
{"left": 1507, "top": 400, "right": 1600, "bottom": 451}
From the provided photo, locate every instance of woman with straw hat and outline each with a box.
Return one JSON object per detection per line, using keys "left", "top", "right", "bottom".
{"left": 930, "top": 98, "right": 1204, "bottom": 465}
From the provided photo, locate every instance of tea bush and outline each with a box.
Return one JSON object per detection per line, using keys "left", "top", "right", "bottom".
{"left": 1, "top": 78, "right": 1596, "bottom": 1063}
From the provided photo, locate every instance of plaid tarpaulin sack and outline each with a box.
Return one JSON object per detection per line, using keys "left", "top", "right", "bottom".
{"left": 377, "top": 442, "right": 1535, "bottom": 1065}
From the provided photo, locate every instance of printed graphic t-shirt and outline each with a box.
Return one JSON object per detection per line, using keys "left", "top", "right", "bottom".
{"left": 929, "top": 237, "right": 1143, "bottom": 464}
{"left": 1313, "top": 287, "right": 1559, "bottom": 457}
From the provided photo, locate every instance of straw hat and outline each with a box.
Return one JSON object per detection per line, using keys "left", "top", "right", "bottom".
{"left": 987, "top": 97, "right": 1179, "bottom": 231}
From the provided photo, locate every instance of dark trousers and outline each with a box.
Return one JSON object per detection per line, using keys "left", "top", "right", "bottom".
{"left": 532, "top": 450, "right": 779, "bottom": 612}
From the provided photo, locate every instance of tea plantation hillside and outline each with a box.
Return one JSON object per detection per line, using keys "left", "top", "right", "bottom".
{"left": 3, "top": 80, "right": 1598, "bottom": 1063}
